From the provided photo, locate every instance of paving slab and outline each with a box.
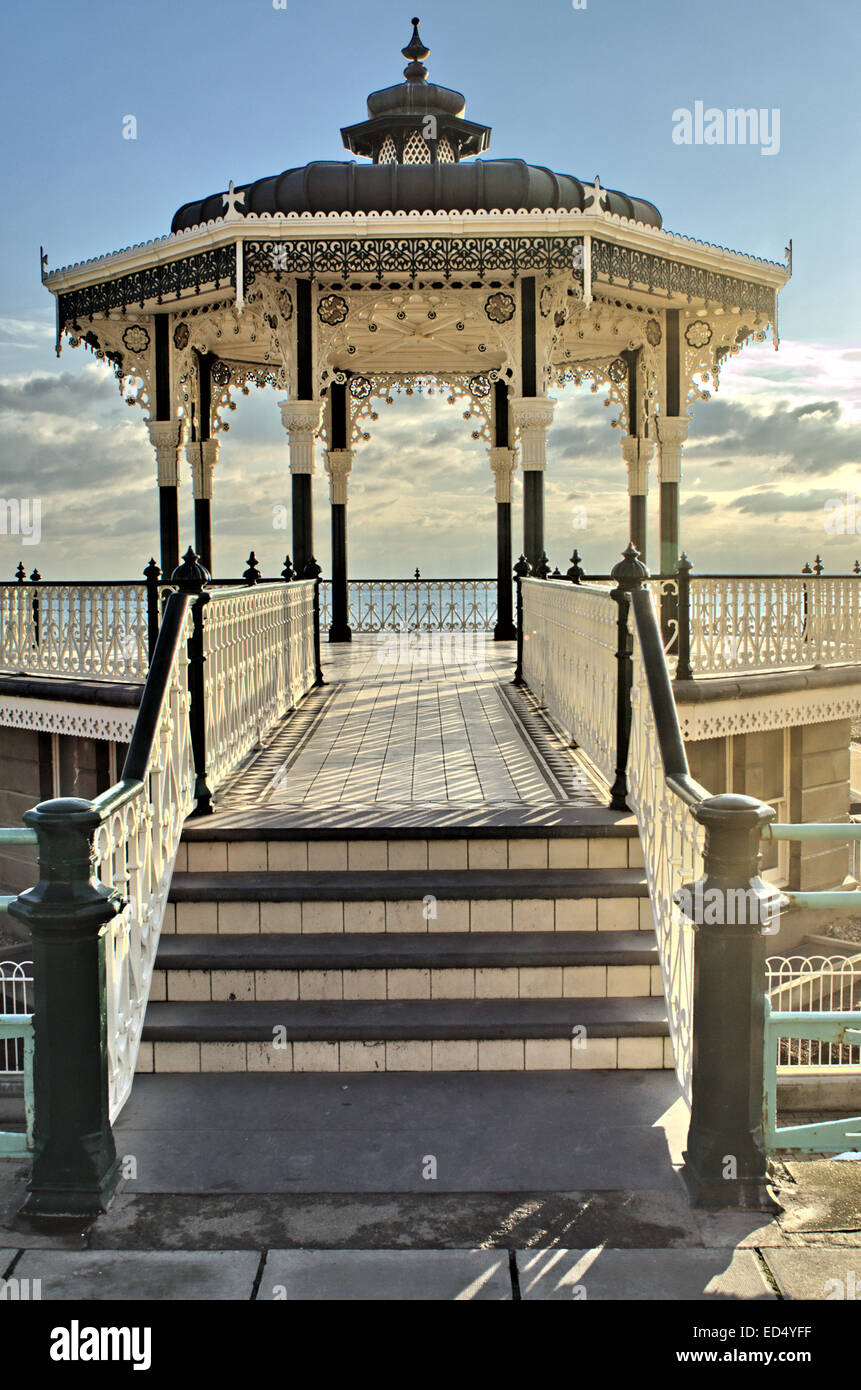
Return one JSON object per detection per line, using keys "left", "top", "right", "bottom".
{"left": 260, "top": 1248, "right": 511, "bottom": 1300}
{"left": 12, "top": 1249, "right": 259, "bottom": 1300}
{"left": 779, "top": 1159, "right": 861, "bottom": 1233}
{"left": 114, "top": 1072, "right": 685, "bottom": 1194}
{"left": 693, "top": 1210, "right": 786, "bottom": 1249}
{"left": 762, "top": 1248, "right": 861, "bottom": 1300}
{"left": 516, "top": 1248, "right": 776, "bottom": 1300}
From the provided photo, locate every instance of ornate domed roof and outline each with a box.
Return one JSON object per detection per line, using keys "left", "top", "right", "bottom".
{"left": 170, "top": 18, "right": 662, "bottom": 232}
{"left": 172, "top": 160, "right": 661, "bottom": 229}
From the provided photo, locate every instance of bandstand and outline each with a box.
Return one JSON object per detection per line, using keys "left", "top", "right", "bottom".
{"left": 6, "top": 18, "right": 861, "bottom": 1229}
{"left": 42, "top": 17, "right": 788, "bottom": 639}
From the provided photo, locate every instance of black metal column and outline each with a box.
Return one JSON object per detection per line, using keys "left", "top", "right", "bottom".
{"left": 292, "top": 280, "right": 315, "bottom": 576}
{"left": 329, "top": 504, "right": 351, "bottom": 643}
{"left": 194, "top": 351, "right": 214, "bottom": 574}
{"left": 154, "top": 315, "right": 179, "bottom": 576}
{"left": 159, "top": 486, "right": 180, "bottom": 578}
{"left": 630, "top": 493, "right": 647, "bottom": 559}
{"left": 523, "top": 471, "right": 544, "bottom": 570}
{"left": 492, "top": 380, "right": 516, "bottom": 641}
{"left": 292, "top": 474, "right": 313, "bottom": 577}
{"left": 519, "top": 276, "right": 545, "bottom": 567}
{"left": 660, "top": 480, "right": 679, "bottom": 577}
{"left": 328, "top": 381, "right": 352, "bottom": 643}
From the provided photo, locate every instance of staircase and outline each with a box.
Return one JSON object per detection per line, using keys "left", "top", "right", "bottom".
{"left": 139, "top": 825, "right": 670, "bottom": 1076}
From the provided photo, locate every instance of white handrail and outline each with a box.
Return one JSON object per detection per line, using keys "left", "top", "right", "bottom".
{"left": 521, "top": 578, "right": 618, "bottom": 784}
{"left": 202, "top": 581, "right": 316, "bottom": 791}
{"left": 628, "top": 597, "right": 701, "bottom": 1103}
{"left": 93, "top": 604, "right": 196, "bottom": 1120}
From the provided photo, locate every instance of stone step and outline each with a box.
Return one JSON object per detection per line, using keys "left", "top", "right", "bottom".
{"left": 139, "top": 996, "right": 671, "bottom": 1075}
{"left": 165, "top": 868, "right": 652, "bottom": 935}
{"left": 175, "top": 828, "right": 644, "bottom": 875}
{"left": 152, "top": 931, "right": 662, "bottom": 1002}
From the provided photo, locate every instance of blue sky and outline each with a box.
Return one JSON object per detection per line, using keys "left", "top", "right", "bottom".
{"left": 1, "top": 0, "right": 859, "bottom": 580}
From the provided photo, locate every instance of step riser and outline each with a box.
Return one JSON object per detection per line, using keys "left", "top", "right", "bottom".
{"left": 177, "top": 838, "right": 644, "bottom": 874}
{"left": 152, "top": 963, "right": 664, "bottom": 1003}
{"left": 137, "top": 1036, "right": 673, "bottom": 1075}
{"left": 165, "top": 898, "right": 652, "bottom": 935}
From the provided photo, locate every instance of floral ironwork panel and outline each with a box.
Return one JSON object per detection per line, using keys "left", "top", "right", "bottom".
{"left": 485, "top": 292, "right": 516, "bottom": 324}
{"left": 684, "top": 320, "right": 712, "bottom": 348}
{"left": 645, "top": 319, "right": 662, "bottom": 346}
{"left": 122, "top": 324, "right": 150, "bottom": 353}
{"left": 318, "top": 294, "right": 349, "bottom": 325}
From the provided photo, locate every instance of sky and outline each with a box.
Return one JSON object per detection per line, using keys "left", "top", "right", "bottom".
{"left": 0, "top": 0, "right": 859, "bottom": 581}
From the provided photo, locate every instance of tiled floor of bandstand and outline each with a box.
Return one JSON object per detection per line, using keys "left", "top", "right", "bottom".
{"left": 192, "top": 635, "right": 620, "bottom": 832}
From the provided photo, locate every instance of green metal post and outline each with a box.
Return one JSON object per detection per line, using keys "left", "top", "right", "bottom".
{"left": 680, "top": 793, "right": 785, "bottom": 1209}
{"left": 8, "top": 799, "right": 122, "bottom": 1217}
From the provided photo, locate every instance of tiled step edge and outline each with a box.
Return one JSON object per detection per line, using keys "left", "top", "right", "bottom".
{"left": 142, "top": 996, "right": 668, "bottom": 1043}
{"left": 155, "top": 930, "right": 658, "bottom": 971}
{"left": 168, "top": 868, "right": 649, "bottom": 903}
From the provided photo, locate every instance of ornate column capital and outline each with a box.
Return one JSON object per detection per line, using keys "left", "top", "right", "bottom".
{"left": 621, "top": 435, "right": 655, "bottom": 495}
{"left": 186, "top": 439, "right": 220, "bottom": 500}
{"left": 278, "top": 398, "right": 323, "bottom": 475}
{"left": 147, "top": 418, "right": 184, "bottom": 487}
{"left": 324, "top": 449, "right": 354, "bottom": 506}
{"left": 510, "top": 396, "right": 556, "bottom": 471}
{"left": 656, "top": 415, "right": 689, "bottom": 484}
{"left": 488, "top": 447, "right": 517, "bottom": 504}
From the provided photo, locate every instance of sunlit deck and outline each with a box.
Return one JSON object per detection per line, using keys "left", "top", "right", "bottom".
{"left": 186, "top": 636, "right": 623, "bottom": 833}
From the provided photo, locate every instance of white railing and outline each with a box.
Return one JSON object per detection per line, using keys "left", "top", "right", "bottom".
{"left": 766, "top": 953, "right": 861, "bottom": 1069}
{"left": 319, "top": 579, "right": 500, "bottom": 633}
{"left": 521, "top": 578, "right": 618, "bottom": 784}
{"left": 628, "top": 594, "right": 702, "bottom": 1104}
{"left": 689, "top": 576, "right": 861, "bottom": 676}
{"left": 202, "top": 580, "right": 316, "bottom": 791}
{"left": 0, "top": 960, "right": 33, "bottom": 1075}
{"left": 92, "top": 600, "right": 196, "bottom": 1120}
{"left": 0, "top": 582, "right": 148, "bottom": 681}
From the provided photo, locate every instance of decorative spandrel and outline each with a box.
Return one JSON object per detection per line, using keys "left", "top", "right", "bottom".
{"left": 317, "top": 369, "right": 506, "bottom": 448}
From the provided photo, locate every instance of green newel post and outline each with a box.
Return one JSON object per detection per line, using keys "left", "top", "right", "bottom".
{"left": 8, "top": 798, "right": 122, "bottom": 1217}
{"left": 679, "top": 792, "right": 786, "bottom": 1209}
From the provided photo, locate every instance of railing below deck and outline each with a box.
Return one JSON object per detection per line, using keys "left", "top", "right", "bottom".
{"left": 318, "top": 578, "right": 501, "bottom": 634}
{"left": 687, "top": 573, "right": 861, "bottom": 677}
{"left": 0, "top": 581, "right": 148, "bottom": 681}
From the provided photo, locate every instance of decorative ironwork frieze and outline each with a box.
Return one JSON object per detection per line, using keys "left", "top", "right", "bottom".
{"left": 591, "top": 240, "right": 776, "bottom": 317}
{"left": 57, "top": 244, "right": 237, "bottom": 330}
{"left": 245, "top": 236, "right": 586, "bottom": 283}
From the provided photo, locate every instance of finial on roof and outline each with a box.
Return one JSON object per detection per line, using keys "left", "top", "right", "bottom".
{"left": 402, "top": 17, "right": 429, "bottom": 82}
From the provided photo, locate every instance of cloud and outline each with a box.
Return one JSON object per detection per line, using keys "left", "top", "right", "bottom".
{"left": 0, "top": 333, "right": 859, "bottom": 580}
{"left": 731, "top": 488, "right": 836, "bottom": 516}
{"left": 0, "top": 366, "right": 118, "bottom": 415}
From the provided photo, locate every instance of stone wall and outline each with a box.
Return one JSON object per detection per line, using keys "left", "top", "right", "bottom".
{"left": 0, "top": 727, "right": 48, "bottom": 898}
